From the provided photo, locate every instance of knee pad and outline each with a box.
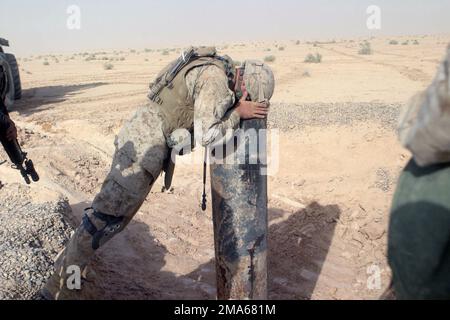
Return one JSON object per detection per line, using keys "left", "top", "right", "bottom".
{"left": 81, "top": 208, "right": 125, "bottom": 250}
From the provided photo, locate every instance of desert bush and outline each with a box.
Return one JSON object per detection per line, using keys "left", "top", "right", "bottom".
{"left": 358, "top": 41, "right": 372, "bottom": 55}
{"left": 43, "top": 61, "right": 50, "bottom": 66}
{"left": 412, "top": 40, "right": 420, "bottom": 45}
{"left": 85, "top": 54, "right": 96, "bottom": 61}
{"left": 304, "top": 53, "right": 322, "bottom": 63}
{"left": 119, "top": 57, "right": 125, "bottom": 61}
{"left": 103, "top": 63, "right": 114, "bottom": 70}
{"left": 295, "top": 40, "right": 301, "bottom": 45}
{"left": 389, "top": 40, "right": 399, "bottom": 45}
{"left": 161, "top": 50, "right": 169, "bottom": 56}
{"left": 278, "top": 46, "right": 285, "bottom": 51}
{"left": 302, "top": 70, "right": 311, "bottom": 77}
{"left": 402, "top": 40, "right": 410, "bottom": 45}
{"left": 264, "top": 55, "right": 276, "bottom": 63}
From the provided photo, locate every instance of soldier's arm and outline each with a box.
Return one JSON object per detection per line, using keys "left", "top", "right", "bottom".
{"left": 1, "top": 64, "right": 9, "bottom": 130}
{"left": 398, "top": 46, "right": 450, "bottom": 166}
{"left": 0, "top": 99, "right": 16, "bottom": 141}
{"left": 0, "top": 112, "right": 9, "bottom": 131}
{"left": 189, "top": 65, "right": 240, "bottom": 147}
{"left": 0, "top": 99, "right": 10, "bottom": 132}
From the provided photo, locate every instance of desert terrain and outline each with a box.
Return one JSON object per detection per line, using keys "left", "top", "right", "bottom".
{"left": 1, "top": 35, "right": 449, "bottom": 299}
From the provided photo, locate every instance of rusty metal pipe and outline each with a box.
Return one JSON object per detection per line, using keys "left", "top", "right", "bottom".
{"left": 210, "top": 118, "right": 268, "bottom": 300}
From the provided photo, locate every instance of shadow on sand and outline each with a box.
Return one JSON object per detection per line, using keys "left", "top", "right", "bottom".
{"left": 12, "top": 83, "right": 107, "bottom": 116}
{"left": 66, "top": 201, "right": 341, "bottom": 300}
{"left": 49, "top": 141, "right": 341, "bottom": 300}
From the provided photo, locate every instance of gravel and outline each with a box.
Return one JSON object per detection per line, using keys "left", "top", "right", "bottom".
{"left": 374, "top": 167, "right": 394, "bottom": 193}
{"left": 268, "top": 102, "right": 403, "bottom": 131}
{"left": 0, "top": 185, "right": 73, "bottom": 300}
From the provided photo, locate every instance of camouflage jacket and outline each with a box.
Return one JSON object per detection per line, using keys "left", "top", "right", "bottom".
{"left": 398, "top": 46, "right": 450, "bottom": 166}
{"left": 186, "top": 64, "right": 240, "bottom": 147}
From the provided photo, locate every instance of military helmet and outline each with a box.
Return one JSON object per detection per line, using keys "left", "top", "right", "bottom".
{"left": 242, "top": 60, "right": 275, "bottom": 102}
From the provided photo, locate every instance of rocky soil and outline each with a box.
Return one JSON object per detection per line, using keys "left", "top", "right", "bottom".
{"left": 268, "top": 102, "right": 402, "bottom": 131}
{"left": 0, "top": 184, "right": 73, "bottom": 300}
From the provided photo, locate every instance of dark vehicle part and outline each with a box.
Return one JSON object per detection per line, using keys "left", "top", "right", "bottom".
{"left": 0, "top": 38, "right": 9, "bottom": 51}
{"left": 0, "top": 38, "right": 22, "bottom": 100}
{"left": 4, "top": 53, "right": 21, "bottom": 100}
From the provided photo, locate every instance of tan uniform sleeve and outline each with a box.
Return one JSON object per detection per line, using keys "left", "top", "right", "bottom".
{"left": 398, "top": 46, "right": 450, "bottom": 166}
{"left": 187, "top": 65, "right": 240, "bottom": 147}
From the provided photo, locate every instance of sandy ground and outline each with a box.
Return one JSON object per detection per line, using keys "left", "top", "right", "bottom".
{"left": 1, "top": 35, "right": 449, "bottom": 299}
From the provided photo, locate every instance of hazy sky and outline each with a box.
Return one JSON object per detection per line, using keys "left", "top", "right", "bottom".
{"left": 1, "top": 0, "right": 449, "bottom": 55}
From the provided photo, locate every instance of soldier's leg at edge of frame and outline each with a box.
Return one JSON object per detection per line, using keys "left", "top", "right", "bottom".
{"left": 41, "top": 172, "right": 157, "bottom": 300}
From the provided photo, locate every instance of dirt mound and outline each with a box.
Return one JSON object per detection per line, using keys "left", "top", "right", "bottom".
{"left": 0, "top": 184, "right": 73, "bottom": 300}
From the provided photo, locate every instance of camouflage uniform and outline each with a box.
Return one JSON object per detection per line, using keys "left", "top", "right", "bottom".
{"left": 388, "top": 46, "right": 450, "bottom": 299}
{"left": 43, "top": 64, "right": 240, "bottom": 300}
{"left": 398, "top": 45, "right": 450, "bottom": 167}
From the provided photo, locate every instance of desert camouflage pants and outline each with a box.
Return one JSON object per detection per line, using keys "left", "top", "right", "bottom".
{"left": 46, "top": 105, "right": 169, "bottom": 299}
